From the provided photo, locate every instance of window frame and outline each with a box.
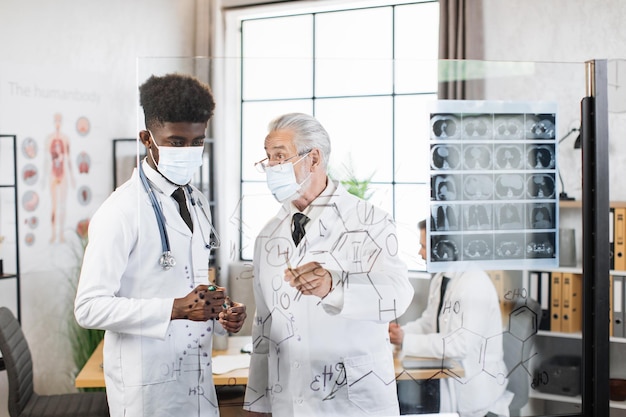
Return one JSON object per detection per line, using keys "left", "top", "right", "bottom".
{"left": 220, "top": 0, "right": 439, "bottom": 270}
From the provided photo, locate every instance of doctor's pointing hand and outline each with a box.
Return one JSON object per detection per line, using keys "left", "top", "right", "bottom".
{"left": 284, "top": 261, "right": 332, "bottom": 299}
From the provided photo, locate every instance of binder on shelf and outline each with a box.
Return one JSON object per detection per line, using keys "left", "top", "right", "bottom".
{"left": 487, "top": 270, "right": 508, "bottom": 327}
{"left": 615, "top": 208, "right": 626, "bottom": 271}
{"left": 561, "top": 272, "right": 582, "bottom": 333}
{"left": 529, "top": 270, "right": 551, "bottom": 331}
{"left": 550, "top": 271, "right": 562, "bottom": 332}
{"left": 610, "top": 207, "right": 615, "bottom": 270}
{"left": 539, "top": 271, "right": 552, "bottom": 331}
{"left": 529, "top": 271, "right": 540, "bottom": 302}
{"left": 610, "top": 275, "right": 614, "bottom": 337}
{"left": 614, "top": 275, "right": 625, "bottom": 338}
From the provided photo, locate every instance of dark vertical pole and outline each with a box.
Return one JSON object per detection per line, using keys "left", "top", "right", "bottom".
{"left": 581, "top": 59, "right": 610, "bottom": 417}
{"left": 13, "top": 135, "right": 20, "bottom": 324}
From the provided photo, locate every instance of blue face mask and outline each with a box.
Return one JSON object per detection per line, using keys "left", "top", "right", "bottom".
{"left": 149, "top": 132, "right": 204, "bottom": 185}
{"left": 265, "top": 154, "right": 310, "bottom": 202}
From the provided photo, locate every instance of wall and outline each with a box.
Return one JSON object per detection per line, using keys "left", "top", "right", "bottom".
{"left": 482, "top": 0, "right": 626, "bottom": 202}
{"left": 0, "top": 1, "right": 199, "bottom": 415}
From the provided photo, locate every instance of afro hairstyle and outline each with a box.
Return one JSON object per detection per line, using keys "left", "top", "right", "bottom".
{"left": 139, "top": 73, "right": 216, "bottom": 129}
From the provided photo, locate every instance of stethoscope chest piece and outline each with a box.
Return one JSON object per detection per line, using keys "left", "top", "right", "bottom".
{"left": 159, "top": 251, "right": 176, "bottom": 270}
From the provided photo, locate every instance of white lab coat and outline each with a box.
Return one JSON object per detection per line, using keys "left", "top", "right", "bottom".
{"left": 75, "top": 160, "right": 224, "bottom": 417}
{"left": 401, "top": 270, "right": 513, "bottom": 417}
{"left": 244, "top": 181, "right": 414, "bottom": 417}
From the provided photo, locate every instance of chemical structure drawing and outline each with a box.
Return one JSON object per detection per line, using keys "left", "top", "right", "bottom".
{"left": 156, "top": 324, "right": 220, "bottom": 412}
{"left": 395, "top": 297, "right": 540, "bottom": 393}
{"left": 242, "top": 193, "right": 411, "bottom": 410}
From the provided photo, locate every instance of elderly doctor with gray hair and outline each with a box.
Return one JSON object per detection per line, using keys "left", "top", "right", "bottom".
{"left": 244, "top": 112, "right": 414, "bottom": 416}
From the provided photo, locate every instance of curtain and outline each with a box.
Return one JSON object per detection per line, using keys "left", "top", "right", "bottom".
{"left": 438, "top": 0, "right": 484, "bottom": 99}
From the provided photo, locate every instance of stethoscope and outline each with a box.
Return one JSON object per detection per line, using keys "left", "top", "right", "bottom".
{"left": 139, "top": 162, "right": 221, "bottom": 270}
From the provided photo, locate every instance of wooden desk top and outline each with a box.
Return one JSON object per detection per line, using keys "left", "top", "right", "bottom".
{"left": 75, "top": 337, "right": 462, "bottom": 388}
{"left": 75, "top": 336, "right": 253, "bottom": 388}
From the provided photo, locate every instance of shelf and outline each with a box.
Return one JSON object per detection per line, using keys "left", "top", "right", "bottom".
{"left": 612, "top": 400, "right": 626, "bottom": 410}
{"left": 0, "top": 274, "right": 17, "bottom": 280}
{"left": 0, "top": 135, "right": 20, "bottom": 322}
{"left": 538, "top": 331, "right": 626, "bottom": 343}
{"left": 537, "top": 330, "right": 582, "bottom": 339}
{"left": 531, "top": 385, "right": 626, "bottom": 409}
{"left": 560, "top": 200, "right": 626, "bottom": 208}
{"left": 529, "top": 390, "right": 581, "bottom": 405}
{"left": 559, "top": 200, "right": 582, "bottom": 209}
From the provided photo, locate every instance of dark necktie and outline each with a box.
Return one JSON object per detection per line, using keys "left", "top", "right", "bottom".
{"left": 172, "top": 187, "right": 193, "bottom": 232}
{"left": 292, "top": 213, "right": 310, "bottom": 246}
{"left": 436, "top": 276, "right": 450, "bottom": 333}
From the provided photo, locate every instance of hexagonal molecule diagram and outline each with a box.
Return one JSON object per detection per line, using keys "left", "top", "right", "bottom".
{"left": 330, "top": 230, "right": 381, "bottom": 274}
{"left": 442, "top": 327, "right": 492, "bottom": 384}
{"left": 254, "top": 306, "right": 296, "bottom": 348}
{"left": 502, "top": 303, "right": 539, "bottom": 379}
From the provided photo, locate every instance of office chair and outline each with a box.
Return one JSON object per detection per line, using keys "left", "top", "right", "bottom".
{"left": 0, "top": 307, "right": 109, "bottom": 417}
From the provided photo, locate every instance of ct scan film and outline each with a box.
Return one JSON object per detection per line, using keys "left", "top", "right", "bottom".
{"left": 428, "top": 100, "right": 559, "bottom": 272}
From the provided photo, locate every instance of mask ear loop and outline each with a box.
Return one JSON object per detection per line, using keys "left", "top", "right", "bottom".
{"left": 147, "top": 130, "right": 160, "bottom": 169}
{"left": 295, "top": 151, "right": 313, "bottom": 187}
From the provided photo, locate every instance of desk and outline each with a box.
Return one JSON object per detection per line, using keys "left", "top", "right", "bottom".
{"left": 75, "top": 336, "right": 252, "bottom": 388}
{"left": 75, "top": 337, "right": 463, "bottom": 388}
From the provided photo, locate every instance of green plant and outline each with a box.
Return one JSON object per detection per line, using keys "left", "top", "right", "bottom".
{"left": 66, "top": 219, "right": 104, "bottom": 391}
{"left": 331, "top": 158, "right": 375, "bottom": 200}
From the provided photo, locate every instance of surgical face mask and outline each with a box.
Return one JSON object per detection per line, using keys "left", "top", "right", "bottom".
{"left": 265, "top": 156, "right": 310, "bottom": 203}
{"left": 149, "top": 132, "right": 204, "bottom": 185}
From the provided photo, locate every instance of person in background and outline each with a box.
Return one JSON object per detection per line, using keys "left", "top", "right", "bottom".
{"left": 389, "top": 219, "right": 512, "bottom": 417}
{"left": 75, "top": 73, "right": 246, "bottom": 417}
{"left": 243, "top": 112, "right": 414, "bottom": 416}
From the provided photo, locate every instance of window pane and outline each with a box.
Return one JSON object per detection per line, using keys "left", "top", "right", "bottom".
{"left": 315, "top": 7, "right": 393, "bottom": 96}
{"left": 315, "top": 96, "right": 393, "bottom": 183}
{"left": 394, "top": 183, "right": 430, "bottom": 271}
{"left": 395, "top": 2, "right": 439, "bottom": 93}
{"left": 241, "top": 100, "right": 314, "bottom": 181}
{"left": 240, "top": 182, "right": 281, "bottom": 260}
{"left": 242, "top": 16, "right": 313, "bottom": 100}
{"left": 394, "top": 94, "right": 436, "bottom": 183}
{"left": 364, "top": 183, "right": 393, "bottom": 215}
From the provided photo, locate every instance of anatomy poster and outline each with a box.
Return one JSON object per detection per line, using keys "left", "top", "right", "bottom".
{"left": 0, "top": 64, "right": 111, "bottom": 274}
{"left": 428, "top": 100, "right": 559, "bottom": 272}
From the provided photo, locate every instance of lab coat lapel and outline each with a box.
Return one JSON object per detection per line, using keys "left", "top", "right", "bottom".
{"left": 165, "top": 192, "right": 193, "bottom": 238}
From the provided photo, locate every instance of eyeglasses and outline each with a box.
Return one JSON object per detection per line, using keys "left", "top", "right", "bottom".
{"left": 254, "top": 150, "right": 311, "bottom": 173}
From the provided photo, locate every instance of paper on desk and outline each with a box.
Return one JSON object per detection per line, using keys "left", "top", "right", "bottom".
{"left": 212, "top": 354, "right": 251, "bottom": 374}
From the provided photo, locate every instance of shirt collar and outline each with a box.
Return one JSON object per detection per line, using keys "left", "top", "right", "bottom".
{"left": 141, "top": 158, "right": 179, "bottom": 196}
{"left": 290, "top": 178, "right": 337, "bottom": 219}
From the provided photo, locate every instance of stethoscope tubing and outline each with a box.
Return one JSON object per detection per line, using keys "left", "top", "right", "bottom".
{"left": 139, "top": 163, "right": 220, "bottom": 270}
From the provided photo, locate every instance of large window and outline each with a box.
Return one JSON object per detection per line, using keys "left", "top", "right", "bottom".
{"left": 230, "top": 0, "right": 439, "bottom": 270}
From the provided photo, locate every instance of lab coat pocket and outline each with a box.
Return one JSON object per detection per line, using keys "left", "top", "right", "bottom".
{"left": 344, "top": 352, "right": 397, "bottom": 414}
{"left": 120, "top": 334, "right": 177, "bottom": 387}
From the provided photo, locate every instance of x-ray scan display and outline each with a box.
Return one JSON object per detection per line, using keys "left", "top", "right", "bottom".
{"left": 527, "top": 144, "right": 556, "bottom": 169}
{"left": 463, "top": 145, "right": 493, "bottom": 170}
{"left": 430, "top": 114, "right": 461, "bottom": 139}
{"left": 494, "top": 144, "right": 524, "bottom": 169}
{"left": 431, "top": 144, "right": 461, "bottom": 169}
{"left": 431, "top": 204, "right": 460, "bottom": 231}
{"left": 495, "top": 203, "right": 524, "bottom": 230}
{"left": 428, "top": 100, "right": 559, "bottom": 271}
{"left": 494, "top": 115, "right": 525, "bottom": 140}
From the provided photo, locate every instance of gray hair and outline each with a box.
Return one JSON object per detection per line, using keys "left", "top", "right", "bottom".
{"left": 267, "top": 113, "right": 331, "bottom": 168}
